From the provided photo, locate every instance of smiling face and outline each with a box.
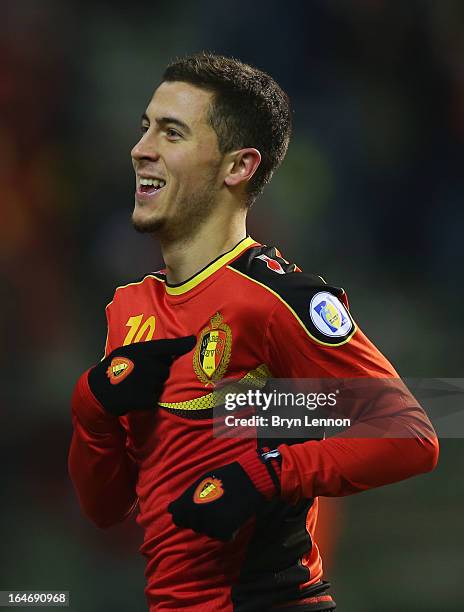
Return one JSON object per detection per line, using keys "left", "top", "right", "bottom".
{"left": 131, "top": 81, "right": 225, "bottom": 240}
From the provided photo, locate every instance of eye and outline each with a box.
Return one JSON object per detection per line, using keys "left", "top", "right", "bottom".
{"left": 141, "top": 123, "right": 149, "bottom": 134}
{"left": 166, "top": 128, "right": 181, "bottom": 140}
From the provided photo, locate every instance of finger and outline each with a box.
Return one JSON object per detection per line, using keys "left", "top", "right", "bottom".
{"left": 151, "top": 335, "right": 197, "bottom": 357}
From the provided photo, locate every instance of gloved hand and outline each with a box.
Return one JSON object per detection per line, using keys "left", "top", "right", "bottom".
{"left": 168, "top": 448, "right": 281, "bottom": 541}
{"left": 88, "top": 336, "right": 196, "bottom": 416}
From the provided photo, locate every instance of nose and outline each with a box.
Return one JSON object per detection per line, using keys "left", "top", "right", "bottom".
{"left": 131, "top": 132, "right": 160, "bottom": 163}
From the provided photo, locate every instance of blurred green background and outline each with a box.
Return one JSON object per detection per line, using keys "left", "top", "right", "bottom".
{"left": 1, "top": 0, "right": 463, "bottom": 610}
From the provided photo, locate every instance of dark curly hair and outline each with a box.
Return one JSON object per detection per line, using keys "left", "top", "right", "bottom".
{"left": 162, "top": 52, "right": 292, "bottom": 204}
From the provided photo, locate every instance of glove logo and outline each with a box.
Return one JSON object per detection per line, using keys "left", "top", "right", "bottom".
{"left": 193, "top": 312, "right": 232, "bottom": 386}
{"left": 193, "top": 477, "right": 224, "bottom": 504}
{"left": 106, "top": 357, "right": 135, "bottom": 385}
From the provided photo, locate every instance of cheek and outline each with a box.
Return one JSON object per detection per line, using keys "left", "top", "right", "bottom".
{"left": 196, "top": 138, "right": 222, "bottom": 167}
{"left": 194, "top": 148, "right": 222, "bottom": 183}
{"left": 166, "top": 150, "right": 195, "bottom": 180}
{"left": 166, "top": 141, "right": 221, "bottom": 187}
{"left": 173, "top": 157, "right": 206, "bottom": 185}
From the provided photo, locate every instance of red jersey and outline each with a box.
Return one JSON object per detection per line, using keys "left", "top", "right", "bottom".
{"left": 69, "top": 237, "right": 438, "bottom": 611}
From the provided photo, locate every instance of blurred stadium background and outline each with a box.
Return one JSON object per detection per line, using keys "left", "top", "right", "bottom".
{"left": 1, "top": 1, "right": 463, "bottom": 610}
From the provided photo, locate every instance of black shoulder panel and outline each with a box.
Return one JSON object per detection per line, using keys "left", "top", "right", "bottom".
{"left": 230, "top": 245, "right": 356, "bottom": 346}
{"left": 149, "top": 270, "right": 167, "bottom": 281}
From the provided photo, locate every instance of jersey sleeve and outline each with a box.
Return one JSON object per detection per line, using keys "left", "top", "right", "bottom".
{"left": 68, "top": 299, "right": 138, "bottom": 528}
{"left": 264, "top": 281, "right": 439, "bottom": 504}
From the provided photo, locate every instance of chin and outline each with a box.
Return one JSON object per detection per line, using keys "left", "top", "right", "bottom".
{"left": 131, "top": 210, "right": 164, "bottom": 234}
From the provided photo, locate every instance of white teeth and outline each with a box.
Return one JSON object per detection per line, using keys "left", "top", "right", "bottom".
{"left": 139, "top": 177, "right": 166, "bottom": 188}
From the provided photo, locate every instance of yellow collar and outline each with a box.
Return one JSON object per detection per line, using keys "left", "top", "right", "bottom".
{"left": 165, "top": 236, "right": 257, "bottom": 296}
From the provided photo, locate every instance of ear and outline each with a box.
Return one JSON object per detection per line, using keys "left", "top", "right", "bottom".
{"left": 224, "top": 148, "right": 261, "bottom": 188}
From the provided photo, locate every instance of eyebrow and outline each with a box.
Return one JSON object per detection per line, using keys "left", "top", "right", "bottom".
{"left": 141, "top": 113, "right": 191, "bottom": 135}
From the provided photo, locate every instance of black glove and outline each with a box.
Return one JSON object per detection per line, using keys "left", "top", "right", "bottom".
{"left": 88, "top": 336, "right": 196, "bottom": 416}
{"left": 168, "top": 449, "right": 281, "bottom": 541}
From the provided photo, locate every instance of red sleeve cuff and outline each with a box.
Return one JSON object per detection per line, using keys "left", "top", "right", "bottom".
{"left": 239, "top": 449, "right": 281, "bottom": 500}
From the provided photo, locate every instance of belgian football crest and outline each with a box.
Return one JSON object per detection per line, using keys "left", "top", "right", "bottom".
{"left": 193, "top": 312, "right": 232, "bottom": 386}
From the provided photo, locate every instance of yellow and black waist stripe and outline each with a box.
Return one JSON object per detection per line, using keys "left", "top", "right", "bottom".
{"left": 159, "top": 364, "right": 271, "bottom": 420}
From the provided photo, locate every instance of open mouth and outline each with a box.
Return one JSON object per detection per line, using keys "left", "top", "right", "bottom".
{"left": 137, "top": 177, "right": 167, "bottom": 197}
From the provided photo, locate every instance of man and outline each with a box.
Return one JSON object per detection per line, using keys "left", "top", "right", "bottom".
{"left": 69, "top": 53, "right": 439, "bottom": 611}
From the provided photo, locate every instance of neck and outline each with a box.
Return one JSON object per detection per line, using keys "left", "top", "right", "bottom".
{"left": 160, "top": 210, "right": 247, "bottom": 285}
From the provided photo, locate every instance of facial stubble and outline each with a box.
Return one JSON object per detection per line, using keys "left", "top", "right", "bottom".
{"left": 131, "top": 164, "right": 222, "bottom": 242}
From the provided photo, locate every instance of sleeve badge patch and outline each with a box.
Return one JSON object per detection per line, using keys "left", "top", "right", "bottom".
{"left": 309, "top": 291, "right": 353, "bottom": 338}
